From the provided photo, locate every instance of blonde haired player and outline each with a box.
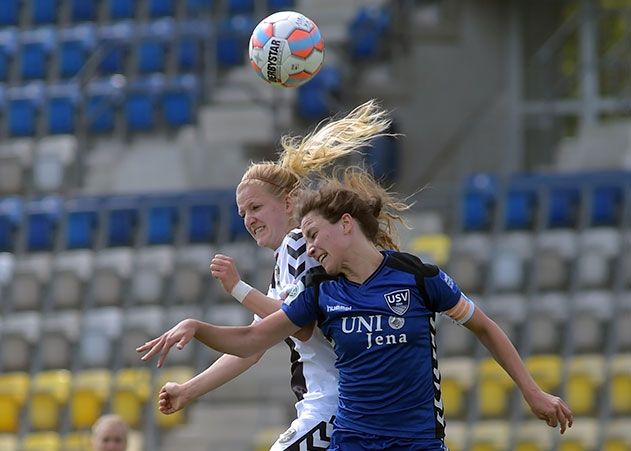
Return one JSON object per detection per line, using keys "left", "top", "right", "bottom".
{"left": 153, "top": 100, "right": 392, "bottom": 450}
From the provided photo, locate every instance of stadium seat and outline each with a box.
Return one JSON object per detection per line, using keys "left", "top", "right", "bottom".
{"left": 590, "top": 183, "right": 624, "bottom": 226}
{"left": 11, "top": 254, "right": 52, "bottom": 311}
{"left": 105, "top": 195, "right": 140, "bottom": 247}
{"left": 24, "top": 196, "right": 63, "bottom": 251}
{"left": 33, "top": 134, "right": 77, "bottom": 192}
{"left": 173, "top": 245, "right": 213, "bottom": 304}
{"left": 124, "top": 83, "right": 155, "bottom": 132}
{"left": 29, "top": 370, "right": 71, "bottom": 431}
{"left": 149, "top": 0, "right": 175, "bottom": 17}
{"left": 443, "top": 420, "right": 466, "bottom": 451}
{"left": 137, "top": 37, "right": 167, "bottom": 74}
{"left": 439, "top": 357, "right": 474, "bottom": 419}
{"left": 21, "top": 432, "right": 61, "bottom": 451}
{"left": 92, "top": 248, "right": 134, "bottom": 306}
{"left": 113, "top": 368, "right": 151, "bottom": 428}
{"left": 70, "top": 370, "right": 112, "bottom": 429}
{"left": 86, "top": 80, "right": 119, "bottom": 133}
{"left": 130, "top": 246, "right": 174, "bottom": 305}
{"left": 476, "top": 358, "right": 514, "bottom": 418}
{"left": 0, "top": 434, "right": 17, "bottom": 451}
{"left": 161, "top": 306, "right": 203, "bottom": 365}
{"left": 177, "top": 36, "right": 201, "bottom": 71}
{"left": 348, "top": 6, "right": 390, "bottom": 61}
{"left": 62, "top": 431, "right": 92, "bottom": 451}
{"left": 7, "top": 84, "right": 43, "bottom": 137}
{"left": 70, "top": 0, "right": 97, "bottom": 22}
{"left": 267, "top": 0, "right": 295, "bottom": 11}
{"left": 572, "top": 291, "right": 612, "bottom": 354}
{"left": 46, "top": 84, "right": 79, "bottom": 134}
{"left": 576, "top": 228, "right": 620, "bottom": 289}
{"left": 80, "top": 308, "right": 123, "bottom": 368}
{"left": 527, "top": 293, "right": 567, "bottom": 354}
{"left": 154, "top": 367, "right": 194, "bottom": 428}
{"left": 535, "top": 230, "right": 578, "bottom": 291}
{"left": 59, "top": 25, "right": 96, "bottom": 78}
{"left": 524, "top": 355, "right": 562, "bottom": 412}
{"left": 216, "top": 15, "right": 254, "bottom": 67}
{"left": 566, "top": 354, "right": 605, "bottom": 416}
{"left": 0, "top": 0, "right": 19, "bottom": 25}
{"left": 447, "top": 233, "right": 491, "bottom": 295}
{"left": 144, "top": 195, "right": 181, "bottom": 245}
{"left": 0, "top": 312, "right": 40, "bottom": 372}
{"left": 461, "top": 173, "right": 497, "bottom": 232}
{"left": 65, "top": 197, "right": 101, "bottom": 249}
{"left": 504, "top": 175, "right": 538, "bottom": 230}
{"left": 482, "top": 294, "right": 527, "bottom": 344}
{"left": 40, "top": 311, "right": 81, "bottom": 369}
{"left": 0, "top": 29, "right": 17, "bottom": 82}
{"left": 0, "top": 139, "right": 32, "bottom": 196}
{"left": 296, "top": 66, "right": 342, "bottom": 120}
{"left": 470, "top": 420, "right": 510, "bottom": 451}
{"left": 0, "top": 197, "right": 23, "bottom": 252}
{"left": 546, "top": 183, "right": 581, "bottom": 229}
{"left": 408, "top": 233, "right": 451, "bottom": 266}
{"left": 610, "top": 353, "right": 631, "bottom": 416}
{"left": 109, "top": 0, "right": 135, "bottom": 19}
{"left": 31, "top": 0, "right": 58, "bottom": 24}
{"left": 514, "top": 420, "right": 554, "bottom": 451}
{"left": 605, "top": 419, "right": 631, "bottom": 451}
{"left": 19, "top": 29, "right": 55, "bottom": 80}
{"left": 558, "top": 417, "right": 598, "bottom": 451}
{"left": 616, "top": 299, "right": 631, "bottom": 353}
{"left": 98, "top": 23, "right": 132, "bottom": 75}
{"left": 0, "top": 372, "right": 29, "bottom": 433}
{"left": 437, "top": 314, "right": 475, "bottom": 358}
{"left": 121, "top": 307, "right": 164, "bottom": 366}
{"left": 185, "top": 191, "right": 223, "bottom": 243}
{"left": 0, "top": 253, "right": 15, "bottom": 298}
{"left": 162, "top": 75, "right": 199, "bottom": 127}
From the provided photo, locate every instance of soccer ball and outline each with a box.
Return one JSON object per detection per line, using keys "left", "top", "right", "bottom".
{"left": 249, "top": 11, "right": 325, "bottom": 87}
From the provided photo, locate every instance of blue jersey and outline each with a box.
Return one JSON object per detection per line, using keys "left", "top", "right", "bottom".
{"left": 280, "top": 251, "right": 462, "bottom": 440}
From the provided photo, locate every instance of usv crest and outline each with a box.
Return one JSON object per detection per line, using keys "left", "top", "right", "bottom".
{"left": 384, "top": 289, "right": 411, "bottom": 315}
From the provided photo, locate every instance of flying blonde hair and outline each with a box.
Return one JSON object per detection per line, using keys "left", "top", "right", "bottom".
{"left": 238, "top": 99, "right": 393, "bottom": 197}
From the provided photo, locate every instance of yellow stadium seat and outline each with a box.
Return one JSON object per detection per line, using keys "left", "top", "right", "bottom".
{"left": 605, "top": 418, "right": 631, "bottom": 451}
{"left": 21, "top": 432, "right": 61, "bottom": 451}
{"left": 0, "top": 434, "right": 17, "bottom": 451}
{"left": 154, "top": 366, "right": 194, "bottom": 428}
{"left": 70, "top": 369, "right": 112, "bottom": 429}
{"left": 113, "top": 368, "right": 151, "bottom": 429}
{"left": 410, "top": 234, "right": 451, "bottom": 266}
{"left": 62, "top": 431, "right": 91, "bottom": 451}
{"left": 470, "top": 420, "right": 510, "bottom": 451}
{"left": 558, "top": 417, "right": 598, "bottom": 451}
{"left": 566, "top": 355, "right": 605, "bottom": 416}
{"left": 610, "top": 354, "right": 631, "bottom": 416}
{"left": 514, "top": 420, "right": 554, "bottom": 451}
{"left": 0, "top": 372, "right": 29, "bottom": 433}
{"left": 524, "top": 355, "right": 562, "bottom": 414}
{"left": 444, "top": 420, "right": 467, "bottom": 451}
{"left": 477, "top": 358, "right": 514, "bottom": 418}
{"left": 29, "top": 370, "right": 71, "bottom": 431}
{"left": 440, "top": 357, "right": 475, "bottom": 419}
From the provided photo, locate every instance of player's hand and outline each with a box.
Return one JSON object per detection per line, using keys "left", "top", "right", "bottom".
{"left": 159, "top": 382, "right": 190, "bottom": 414}
{"left": 210, "top": 254, "right": 241, "bottom": 294}
{"left": 527, "top": 390, "right": 573, "bottom": 434}
{"left": 136, "top": 319, "right": 198, "bottom": 368}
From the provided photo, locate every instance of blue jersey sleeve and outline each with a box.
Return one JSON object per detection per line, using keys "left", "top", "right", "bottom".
{"left": 423, "top": 269, "right": 462, "bottom": 312}
{"left": 280, "top": 281, "right": 320, "bottom": 327}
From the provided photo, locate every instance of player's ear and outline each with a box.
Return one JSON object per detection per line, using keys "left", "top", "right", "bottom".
{"left": 341, "top": 213, "right": 353, "bottom": 234}
{"left": 284, "top": 193, "right": 293, "bottom": 214}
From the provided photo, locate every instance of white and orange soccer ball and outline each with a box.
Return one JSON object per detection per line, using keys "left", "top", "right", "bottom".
{"left": 248, "top": 11, "right": 325, "bottom": 87}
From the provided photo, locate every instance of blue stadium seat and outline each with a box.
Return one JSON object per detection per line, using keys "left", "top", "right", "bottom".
{"left": 176, "top": 20, "right": 210, "bottom": 71}
{"left": 296, "top": 66, "right": 342, "bottom": 121}
{"left": 8, "top": 84, "right": 44, "bottom": 137}
{"left": 0, "top": 197, "right": 23, "bottom": 252}
{"left": 20, "top": 29, "right": 55, "bottom": 81}
{"left": 125, "top": 82, "right": 156, "bottom": 131}
{"left": 348, "top": 6, "right": 390, "bottom": 60}
{"left": 504, "top": 174, "right": 538, "bottom": 230}
{"left": 0, "top": 0, "right": 19, "bottom": 25}
{"left": 547, "top": 185, "right": 580, "bottom": 228}
{"left": 229, "top": 202, "right": 249, "bottom": 241}
{"left": 186, "top": 0, "right": 213, "bottom": 14}
{"left": 105, "top": 196, "right": 140, "bottom": 247}
{"left": 86, "top": 79, "right": 121, "bottom": 133}
{"left": 267, "top": 0, "right": 294, "bottom": 11}
{"left": 590, "top": 183, "right": 623, "bottom": 226}
{"left": 144, "top": 196, "right": 181, "bottom": 245}
{"left": 185, "top": 192, "right": 223, "bottom": 243}
{"left": 227, "top": 0, "right": 254, "bottom": 15}
{"left": 59, "top": 25, "right": 96, "bottom": 78}
{"left": 25, "top": 197, "right": 63, "bottom": 251}
{"left": 216, "top": 15, "right": 254, "bottom": 67}
{"left": 47, "top": 84, "right": 80, "bottom": 134}
{"left": 461, "top": 173, "right": 497, "bottom": 231}
{"left": 363, "top": 132, "right": 400, "bottom": 185}
{"left": 162, "top": 75, "right": 198, "bottom": 127}
{"left": 32, "top": 0, "right": 58, "bottom": 24}
{"left": 137, "top": 39, "right": 167, "bottom": 73}
{"left": 109, "top": 0, "right": 135, "bottom": 20}
{"left": 177, "top": 38, "right": 200, "bottom": 71}
{"left": 71, "top": 0, "right": 97, "bottom": 22}
{"left": 149, "top": 0, "right": 175, "bottom": 17}
{"left": 98, "top": 23, "right": 133, "bottom": 75}
{"left": 0, "top": 30, "right": 17, "bottom": 82}
{"left": 65, "top": 197, "right": 101, "bottom": 249}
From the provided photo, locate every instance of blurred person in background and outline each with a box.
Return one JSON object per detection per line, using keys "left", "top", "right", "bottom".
{"left": 152, "top": 100, "right": 392, "bottom": 450}
{"left": 91, "top": 414, "right": 128, "bottom": 451}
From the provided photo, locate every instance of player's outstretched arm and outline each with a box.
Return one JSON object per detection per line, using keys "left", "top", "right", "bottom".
{"left": 210, "top": 254, "right": 314, "bottom": 341}
{"left": 159, "top": 351, "right": 265, "bottom": 414}
{"left": 463, "top": 305, "right": 574, "bottom": 434}
{"left": 137, "top": 310, "right": 300, "bottom": 368}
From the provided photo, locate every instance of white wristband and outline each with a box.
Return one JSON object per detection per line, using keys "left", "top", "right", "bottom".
{"left": 231, "top": 280, "right": 253, "bottom": 303}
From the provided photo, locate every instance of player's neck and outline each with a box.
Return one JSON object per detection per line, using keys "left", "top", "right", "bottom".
{"left": 342, "top": 245, "right": 383, "bottom": 284}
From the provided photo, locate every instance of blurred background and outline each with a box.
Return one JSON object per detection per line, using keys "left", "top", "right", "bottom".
{"left": 0, "top": 0, "right": 630, "bottom": 450}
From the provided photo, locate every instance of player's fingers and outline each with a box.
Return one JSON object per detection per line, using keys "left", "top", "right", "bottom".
{"left": 136, "top": 336, "right": 160, "bottom": 353}
{"left": 157, "top": 337, "right": 177, "bottom": 367}
{"left": 140, "top": 336, "right": 166, "bottom": 361}
{"left": 176, "top": 334, "right": 192, "bottom": 350}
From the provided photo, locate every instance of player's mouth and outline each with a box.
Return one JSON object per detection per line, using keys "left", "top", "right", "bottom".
{"left": 318, "top": 253, "right": 328, "bottom": 265}
{"left": 252, "top": 225, "right": 265, "bottom": 237}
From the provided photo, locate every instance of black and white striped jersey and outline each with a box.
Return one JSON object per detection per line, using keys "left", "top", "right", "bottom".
{"left": 268, "top": 228, "right": 339, "bottom": 421}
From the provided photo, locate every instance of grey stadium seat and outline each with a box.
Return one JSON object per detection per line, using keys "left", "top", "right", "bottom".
{"left": 51, "top": 250, "right": 93, "bottom": 310}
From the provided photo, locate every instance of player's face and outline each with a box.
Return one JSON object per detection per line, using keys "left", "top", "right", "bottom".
{"left": 236, "top": 183, "right": 292, "bottom": 250}
{"left": 92, "top": 423, "right": 127, "bottom": 451}
{"left": 301, "top": 211, "right": 349, "bottom": 275}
